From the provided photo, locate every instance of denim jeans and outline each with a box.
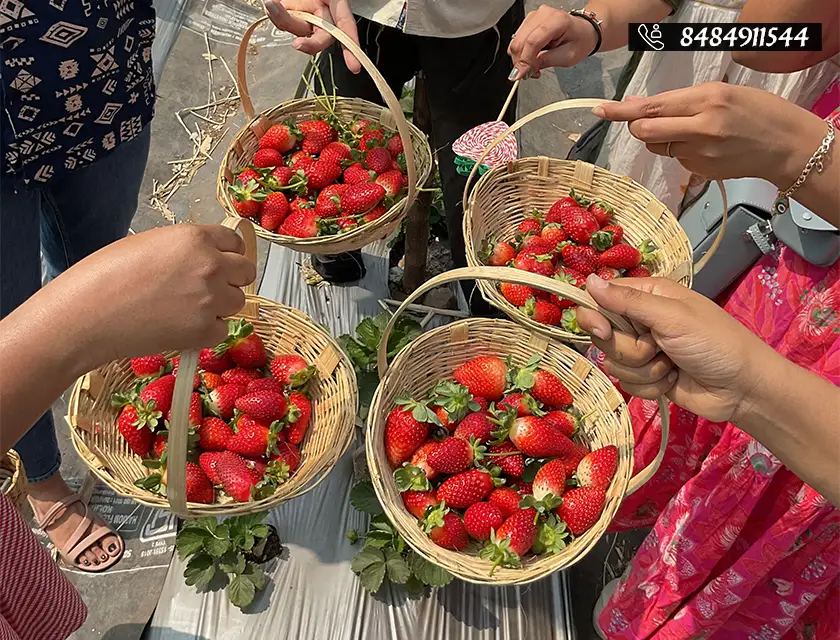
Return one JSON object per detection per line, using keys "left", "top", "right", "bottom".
{"left": 1, "top": 126, "right": 151, "bottom": 482}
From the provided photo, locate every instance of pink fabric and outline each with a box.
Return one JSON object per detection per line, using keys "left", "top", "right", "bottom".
{"left": 592, "top": 103, "right": 840, "bottom": 638}
{"left": 0, "top": 494, "right": 86, "bottom": 640}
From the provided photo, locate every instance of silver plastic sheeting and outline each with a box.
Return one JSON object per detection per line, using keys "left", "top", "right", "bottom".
{"left": 147, "top": 243, "right": 574, "bottom": 640}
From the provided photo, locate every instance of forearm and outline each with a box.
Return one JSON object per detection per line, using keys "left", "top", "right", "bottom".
{"left": 736, "top": 348, "right": 840, "bottom": 507}
{"left": 585, "top": 0, "right": 676, "bottom": 52}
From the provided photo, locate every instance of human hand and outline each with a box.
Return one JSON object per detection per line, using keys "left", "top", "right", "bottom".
{"left": 592, "top": 83, "right": 828, "bottom": 188}
{"left": 263, "top": 0, "right": 361, "bottom": 74}
{"left": 575, "top": 275, "right": 770, "bottom": 423}
{"left": 508, "top": 5, "right": 599, "bottom": 80}
{"left": 46, "top": 225, "right": 256, "bottom": 368}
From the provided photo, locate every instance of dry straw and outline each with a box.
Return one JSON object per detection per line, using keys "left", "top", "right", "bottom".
{"left": 217, "top": 13, "right": 433, "bottom": 254}
{"left": 67, "top": 218, "right": 358, "bottom": 518}
{"left": 1, "top": 450, "right": 25, "bottom": 510}
{"left": 366, "top": 266, "right": 669, "bottom": 585}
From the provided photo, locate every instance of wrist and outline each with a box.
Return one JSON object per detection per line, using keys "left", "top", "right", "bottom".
{"left": 771, "top": 110, "right": 830, "bottom": 191}
{"left": 570, "top": 10, "right": 602, "bottom": 57}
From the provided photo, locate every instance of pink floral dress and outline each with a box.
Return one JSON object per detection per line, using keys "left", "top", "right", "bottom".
{"left": 592, "top": 107, "right": 840, "bottom": 638}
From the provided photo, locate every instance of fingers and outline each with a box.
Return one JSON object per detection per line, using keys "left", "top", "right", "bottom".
{"left": 509, "top": 8, "right": 569, "bottom": 79}
{"left": 204, "top": 225, "right": 246, "bottom": 255}
{"left": 584, "top": 275, "right": 688, "bottom": 336}
{"left": 220, "top": 253, "right": 257, "bottom": 288}
{"left": 330, "top": 0, "right": 362, "bottom": 73}
{"left": 602, "top": 352, "right": 675, "bottom": 387}
{"left": 216, "top": 286, "right": 247, "bottom": 318}
{"left": 593, "top": 88, "right": 702, "bottom": 122}
{"left": 615, "top": 375, "right": 678, "bottom": 402}
{"left": 263, "top": 0, "right": 314, "bottom": 38}
{"left": 591, "top": 330, "right": 661, "bottom": 369}
{"left": 627, "top": 117, "right": 699, "bottom": 145}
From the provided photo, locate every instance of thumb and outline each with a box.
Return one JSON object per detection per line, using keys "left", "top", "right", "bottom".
{"left": 585, "top": 275, "right": 684, "bottom": 335}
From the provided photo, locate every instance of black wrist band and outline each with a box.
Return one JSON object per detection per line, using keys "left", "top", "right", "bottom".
{"left": 569, "top": 9, "right": 603, "bottom": 57}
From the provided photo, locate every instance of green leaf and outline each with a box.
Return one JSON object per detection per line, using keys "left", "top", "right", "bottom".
{"left": 219, "top": 551, "right": 246, "bottom": 575}
{"left": 403, "top": 574, "right": 426, "bottom": 596}
{"left": 356, "top": 370, "right": 379, "bottom": 414}
{"left": 350, "top": 481, "right": 383, "bottom": 515}
{"left": 251, "top": 524, "right": 269, "bottom": 540}
{"left": 384, "top": 548, "right": 411, "bottom": 585}
{"left": 350, "top": 547, "right": 384, "bottom": 574}
{"left": 240, "top": 533, "right": 255, "bottom": 551}
{"left": 393, "top": 534, "right": 405, "bottom": 555}
{"left": 364, "top": 530, "right": 394, "bottom": 549}
{"left": 228, "top": 574, "right": 256, "bottom": 609}
{"left": 351, "top": 548, "right": 387, "bottom": 594}
{"left": 407, "top": 551, "right": 454, "bottom": 588}
{"left": 194, "top": 517, "right": 218, "bottom": 533}
{"left": 339, "top": 336, "right": 373, "bottom": 371}
{"left": 370, "top": 514, "right": 396, "bottom": 533}
{"left": 359, "top": 562, "right": 387, "bottom": 594}
{"left": 176, "top": 528, "right": 209, "bottom": 559}
{"left": 355, "top": 317, "right": 381, "bottom": 351}
{"left": 183, "top": 553, "right": 216, "bottom": 590}
{"left": 204, "top": 531, "right": 231, "bottom": 558}
{"left": 243, "top": 562, "right": 266, "bottom": 591}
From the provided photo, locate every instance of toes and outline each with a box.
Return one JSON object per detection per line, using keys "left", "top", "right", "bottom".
{"left": 91, "top": 544, "right": 108, "bottom": 563}
{"left": 103, "top": 535, "right": 121, "bottom": 557}
{"left": 79, "top": 550, "right": 99, "bottom": 567}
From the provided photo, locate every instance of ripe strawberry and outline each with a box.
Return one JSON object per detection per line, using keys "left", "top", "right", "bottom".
{"left": 599, "top": 239, "right": 657, "bottom": 269}
{"left": 559, "top": 443, "right": 590, "bottom": 478}
{"left": 117, "top": 404, "right": 156, "bottom": 456}
{"left": 362, "top": 205, "right": 386, "bottom": 224}
{"left": 314, "top": 184, "right": 347, "bottom": 218}
{"left": 197, "top": 416, "right": 234, "bottom": 451}
{"left": 215, "top": 319, "right": 268, "bottom": 369}
{"left": 336, "top": 215, "right": 357, "bottom": 231}
{"left": 516, "top": 217, "right": 542, "bottom": 236}
{"left": 343, "top": 162, "right": 374, "bottom": 185}
{"left": 235, "top": 391, "right": 287, "bottom": 423}
{"left": 165, "top": 392, "right": 203, "bottom": 428}
{"left": 289, "top": 196, "right": 313, "bottom": 215}
{"left": 493, "top": 415, "right": 576, "bottom": 459}
{"left": 401, "top": 489, "right": 439, "bottom": 519}
{"left": 576, "top": 445, "right": 618, "bottom": 490}
{"left": 500, "top": 282, "right": 534, "bottom": 307}
{"left": 479, "top": 238, "right": 516, "bottom": 266}
{"left": 259, "top": 192, "right": 290, "bottom": 231}
{"left": 284, "top": 392, "right": 312, "bottom": 445}
{"left": 588, "top": 200, "right": 614, "bottom": 227}
{"left": 489, "top": 487, "right": 524, "bottom": 518}
{"left": 270, "top": 441, "right": 301, "bottom": 473}
{"left": 269, "top": 354, "right": 315, "bottom": 388}
{"left": 299, "top": 119, "right": 336, "bottom": 155}
{"left": 259, "top": 123, "right": 298, "bottom": 153}
{"left": 595, "top": 267, "right": 621, "bottom": 281}
{"left": 350, "top": 119, "right": 372, "bottom": 134}
{"left": 228, "top": 180, "right": 266, "bottom": 217}
{"left": 185, "top": 462, "right": 215, "bottom": 504}
{"left": 289, "top": 151, "right": 315, "bottom": 171}
{"left": 488, "top": 440, "right": 524, "bottom": 478}
{"left": 152, "top": 432, "right": 168, "bottom": 459}
{"left": 279, "top": 210, "right": 319, "bottom": 238}
{"left": 386, "top": 135, "right": 403, "bottom": 157}
{"left": 525, "top": 297, "right": 562, "bottom": 325}
{"left": 200, "top": 371, "right": 223, "bottom": 391}
{"left": 626, "top": 265, "right": 652, "bottom": 278}
{"left": 358, "top": 128, "right": 385, "bottom": 151}
{"left": 319, "top": 141, "right": 352, "bottom": 165}
{"left": 215, "top": 451, "right": 261, "bottom": 502}
{"left": 479, "top": 508, "right": 538, "bottom": 572}
{"left": 253, "top": 148, "right": 284, "bottom": 169}
{"left": 266, "top": 165, "right": 295, "bottom": 189}
{"left": 221, "top": 367, "right": 261, "bottom": 386}
{"left": 554, "top": 265, "right": 586, "bottom": 287}
{"left": 304, "top": 160, "right": 342, "bottom": 190}
{"left": 365, "top": 147, "right": 392, "bottom": 174}
{"left": 246, "top": 378, "right": 284, "bottom": 395}
{"left": 532, "top": 459, "right": 568, "bottom": 503}
{"left": 436, "top": 468, "right": 496, "bottom": 509}
{"left": 139, "top": 375, "right": 176, "bottom": 415}
{"left": 199, "top": 348, "right": 233, "bottom": 374}
{"left": 374, "top": 170, "right": 403, "bottom": 197}
{"left": 236, "top": 168, "right": 260, "bottom": 186}
{"left": 541, "top": 224, "right": 568, "bottom": 249}
{"left": 513, "top": 251, "right": 555, "bottom": 277}
{"left": 402, "top": 440, "right": 439, "bottom": 482}
{"left": 428, "top": 437, "right": 483, "bottom": 474}
{"left": 454, "top": 411, "right": 494, "bottom": 444}
{"left": 546, "top": 191, "right": 589, "bottom": 224}
{"left": 543, "top": 410, "right": 577, "bottom": 438}
{"left": 516, "top": 481, "right": 533, "bottom": 495}
{"left": 521, "top": 235, "right": 556, "bottom": 255}
{"left": 497, "top": 392, "right": 539, "bottom": 417}
{"left": 341, "top": 183, "right": 385, "bottom": 215}
{"left": 228, "top": 415, "right": 280, "bottom": 459}
{"left": 199, "top": 451, "right": 224, "bottom": 484}
{"left": 530, "top": 369, "right": 573, "bottom": 409}
{"left": 560, "top": 206, "right": 599, "bottom": 244}
{"left": 131, "top": 354, "right": 166, "bottom": 378}
{"left": 429, "top": 380, "right": 481, "bottom": 429}
{"left": 559, "top": 486, "right": 606, "bottom": 535}
{"left": 422, "top": 506, "right": 470, "bottom": 551}
{"left": 204, "top": 383, "right": 247, "bottom": 420}
{"left": 561, "top": 244, "right": 599, "bottom": 276}
{"left": 464, "top": 502, "right": 504, "bottom": 541}
{"left": 244, "top": 458, "right": 268, "bottom": 482}
{"left": 453, "top": 355, "right": 508, "bottom": 401}
{"left": 384, "top": 399, "right": 433, "bottom": 469}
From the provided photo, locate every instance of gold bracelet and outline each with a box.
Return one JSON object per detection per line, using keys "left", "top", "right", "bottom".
{"left": 777, "top": 120, "right": 835, "bottom": 203}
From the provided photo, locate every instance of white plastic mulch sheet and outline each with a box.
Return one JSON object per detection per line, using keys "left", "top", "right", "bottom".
{"left": 147, "top": 243, "right": 573, "bottom": 639}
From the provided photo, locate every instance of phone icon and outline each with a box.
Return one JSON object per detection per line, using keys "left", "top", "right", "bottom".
{"left": 638, "top": 24, "right": 665, "bottom": 51}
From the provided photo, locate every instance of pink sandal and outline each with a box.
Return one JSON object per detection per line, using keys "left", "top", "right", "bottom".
{"left": 33, "top": 493, "right": 124, "bottom": 572}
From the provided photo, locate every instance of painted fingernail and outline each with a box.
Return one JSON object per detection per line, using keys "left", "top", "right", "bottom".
{"left": 586, "top": 274, "right": 609, "bottom": 290}
{"left": 108, "top": 544, "right": 117, "bottom": 553}
{"left": 592, "top": 106, "right": 606, "bottom": 118}
{"left": 101, "top": 554, "right": 108, "bottom": 561}
{"left": 508, "top": 68, "right": 519, "bottom": 81}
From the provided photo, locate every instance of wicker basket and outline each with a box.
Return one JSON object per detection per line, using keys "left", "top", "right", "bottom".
{"left": 366, "top": 266, "right": 669, "bottom": 585}
{"left": 217, "top": 13, "right": 434, "bottom": 254}
{"left": 1, "top": 450, "right": 25, "bottom": 509}
{"left": 66, "top": 218, "right": 358, "bottom": 518}
{"left": 462, "top": 98, "right": 697, "bottom": 344}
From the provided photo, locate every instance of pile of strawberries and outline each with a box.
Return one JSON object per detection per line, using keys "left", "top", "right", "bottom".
{"left": 115, "top": 320, "right": 316, "bottom": 504}
{"left": 229, "top": 115, "right": 408, "bottom": 237}
{"left": 480, "top": 189, "right": 656, "bottom": 333}
{"left": 385, "top": 354, "right": 618, "bottom": 574}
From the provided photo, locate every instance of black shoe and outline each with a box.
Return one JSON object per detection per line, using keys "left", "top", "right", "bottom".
{"left": 312, "top": 250, "right": 366, "bottom": 283}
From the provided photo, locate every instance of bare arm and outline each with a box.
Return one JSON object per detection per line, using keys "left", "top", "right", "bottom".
{"left": 585, "top": 0, "right": 676, "bottom": 52}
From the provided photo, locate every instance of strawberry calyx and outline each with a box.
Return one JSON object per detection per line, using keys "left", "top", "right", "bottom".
{"left": 133, "top": 399, "right": 163, "bottom": 430}
{"left": 561, "top": 308, "right": 581, "bottom": 334}
{"left": 420, "top": 501, "right": 450, "bottom": 534}
{"left": 478, "top": 527, "right": 521, "bottom": 574}
{"left": 638, "top": 239, "right": 658, "bottom": 264}
{"left": 430, "top": 380, "right": 481, "bottom": 424}
{"left": 394, "top": 462, "right": 432, "bottom": 492}
{"left": 567, "top": 188, "right": 590, "bottom": 208}
{"left": 589, "top": 229, "right": 616, "bottom": 251}
{"left": 228, "top": 179, "right": 267, "bottom": 204}
{"left": 394, "top": 394, "right": 442, "bottom": 426}
{"left": 519, "top": 491, "right": 562, "bottom": 515}
{"left": 213, "top": 319, "right": 253, "bottom": 356}
{"left": 266, "top": 420, "right": 284, "bottom": 457}
{"left": 531, "top": 514, "right": 570, "bottom": 554}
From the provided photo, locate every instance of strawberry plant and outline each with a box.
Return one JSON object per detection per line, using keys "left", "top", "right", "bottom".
{"left": 175, "top": 512, "right": 280, "bottom": 609}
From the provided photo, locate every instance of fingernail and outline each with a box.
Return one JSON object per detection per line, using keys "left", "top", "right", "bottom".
{"left": 591, "top": 326, "right": 608, "bottom": 340}
{"left": 586, "top": 274, "right": 609, "bottom": 291}
{"left": 591, "top": 106, "right": 606, "bottom": 118}
{"left": 508, "top": 68, "right": 519, "bottom": 81}
{"left": 667, "top": 370, "right": 678, "bottom": 385}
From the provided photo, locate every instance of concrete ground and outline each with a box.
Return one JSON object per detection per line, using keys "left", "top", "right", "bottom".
{"left": 49, "top": 1, "right": 643, "bottom": 637}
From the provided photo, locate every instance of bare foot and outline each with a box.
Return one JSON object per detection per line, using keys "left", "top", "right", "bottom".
{"left": 28, "top": 474, "right": 123, "bottom": 570}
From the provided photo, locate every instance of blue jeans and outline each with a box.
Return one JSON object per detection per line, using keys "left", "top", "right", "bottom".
{"left": 1, "top": 127, "right": 151, "bottom": 482}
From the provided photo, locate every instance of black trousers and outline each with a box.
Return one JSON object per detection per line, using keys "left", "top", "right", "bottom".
{"left": 317, "top": 2, "right": 524, "bottom": 273}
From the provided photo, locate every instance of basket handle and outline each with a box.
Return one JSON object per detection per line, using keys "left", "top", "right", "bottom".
{"left": 375, "top": 266, "right": 668, "bottom": 496}
{"left": 236, "top": 14, "right": 417, "bottom": 215}
{"left": 167, "top": 218, "right": 260, "bottom": 517}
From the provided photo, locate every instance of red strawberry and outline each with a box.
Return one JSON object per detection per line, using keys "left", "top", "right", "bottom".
{"left": 284, "top": 393, "right": 311, "bottom": 445}
{"left": 358, "top": 128, "right": 385, "bottom": 151}
{"left": 561, "top": 244, "right": 599, "bottom": 276}
{"left": 165, "top": 392, "right": 203, "bottom": 428}
{"left": 350, "top": 119, "right": 372, "bottom": 134}
{"left": 229, "top": 179, "right": 266, "bottom": 217}
{"left": 343, "top": 162, "right": 374, "bottom": 185}
{"left": 513, "top": 251, "right": 555, "bottom": 277}
{"left": 289, "top": 152, "right": 315, "bottom": 171}
{"left": 384, "top": 399, "right": 433, "bottom": 469}
{"left": 453, "top": 355, "right": 507, "bottom": 401}
{"left": 139, "top": 375, "right": 176, "bottom": 415}
{"left": 488, "top": 440, "right": 524, "bottom": 478}
{"left": 198, "top": 416, "right": 234, "bottom": 451}
{"left": 304, "top": 160, "right": 342, "bottom": 190}
{"left": 221, "top": 367, "right": 261, "bottom": 386}
{"left": 516, "top": 481, "right": 533, "bottom": 495}
{"left": 216, "top": 319, "right": 268, "bottom": 369}
{"left": 560, "top": 206, "right": 599, "bottom": 244}
{"left": 530, "top": 369, "right": 573, "bottom": 409}
{"left": 199, "top": 451, "right": 224, "bottom": 485}
{"left": 259, "top": 123, "right": 298, "bottom": 153}
{"left": 117, "top": 404, "right": 156, "bottom": 456}
{"left": 500, "top": 282, "right": 534, "bottom": 307}
{"left": 185, "top": 462, "right": 215, "bottom": 504}
{"left": 428, "top": 437, "right": 483, "bottom": 474}
{"left": 253, "top": 148, "right": 284, "bottom": 169}
{"left": 266, "top": 165, "right": 295, "bottom": 189}
{"left": 543, "top": 411, "right": 577, "bottom": 438}
{"left": 480, "top": 238, "right": 516, "bottom": 266}
{"left": 516, "top": 217, "right": 542, "bottom": 235}
{"left": 215, "top": 451, "right": 261, "bottom": 502}
{"left": 454, "top": 411, "right": 494, "bottom": 444}
{"left": 422, "top": 506, "right": 470, "bottom": 551}
{"left": 576, "top": 445, "right": 618, "bottom": 490}
{"left": 525, "top": 297, "right": 562, "bottom": 325}
{"left": 314, "top": 184, "right": 347, "bottom": 218}
{"left": 595, "top": 267, "right": 621, "bottom": 281}
{"left": 400, "top": 440, "right": 438, "bottom": 482}
{"left": 244, "top": 458, "right": 268, "bottom": 481}
{"left": 259, "top": 192, "right": 290, "bottom": 231}
{"left": 464, "top": 502, "right": 504, "bottom": 541}
{"left": 521, "top": 235, "right": 556, "bottom": 255}
{"left": 588, "top": 200, "right": 614, "bottom": 227}
{"left": 199, "top": 348, "right": 233, "bottom": 374}
{"left": 541, "top": 224, "right": 568, "bottom": 249}
{"left": 236, "top": 168, "right": 260, "bottom": 186}
{"left": 497, "top": 392, "right": 538, "bottom": 417}
{"left": 246, "top": 377, "right": 284, "bottom": 395}
{"left": 340, "top": 183, "right": 385, "bottom": 215}
{"left": 374, "top": 170, "right": 403, "bottom": 197}
{"left": 337, "top": 215, "right": 358, "bottom": 231}
{"left": 131, "top": 354, "right": 167, "bottom": 378}
{"left": 365, "top": 147, "right": 392, "bottom": 174}
{"left": 319, "top": 141, "right": 352, "bottom": 165}
{"left": 362, "top": 205, "right": 386, "bottom": 224}
{"left": 493, "top": 415, "right": 576, "bottom": 459}
{"left": 559, "top": 486, "right": 606, "bottom": 535}
{"left": 270, "top": 441, "right": 300, "bottom": 473}
{"left": 299, "top": 119, "right": 336, "bottom": 155}
{"left": 152, "top": 432, "right": 168, "bottom": 459}
{"left": 269, "top": 354, "right": 315, "bottom": 388}
{"left": 489, "top": 487, "right": 524, "bottom": 519}
{"left": 546, "top": 190, "right": 589, "bottom": 222}
{"left": 227, "top": 415, "right": 280, "bottom": 459}
{"left": 200, "top": 372, "right": 223, "bottom": 391}
{"left": 479, "top": 508, "right": 538, "bottom": 572}
{"left": 386, "top": 135, "right": 403, "bottom": 157}
{"left": 279, "top": 210, "right": 319, "bottom": 238}
{"left": 401, "top": 489, "right": 439, "bottom": 519}
{"left": 532, "top": 459, "right": 568, "bottom": 503}
{"left": 554, "top": 265, "right": 586, "bottom": 287}
{"left": 599, "top": 239, "right": 657, "bottom": 269}
{"left": 204, "top": 383, "right": 247, "bottom": 420}
{"left": 289, "top": 196, "right": 313, "bottom": 215}
{"left": 436, "top": 468, "right": 496, "bottom": 509}
{"left": 235, "top": 391, "right": 287, "bottom": 424}
{"left": 626, "top": 265, "right": 652, "bottom": 278}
